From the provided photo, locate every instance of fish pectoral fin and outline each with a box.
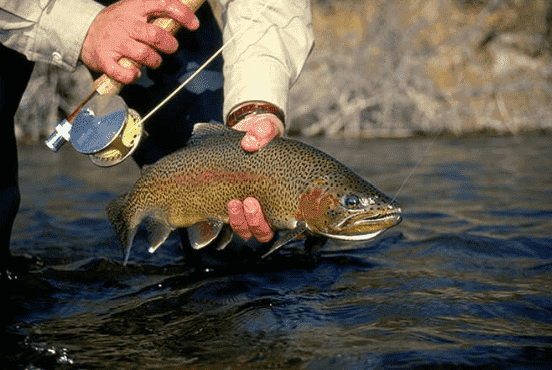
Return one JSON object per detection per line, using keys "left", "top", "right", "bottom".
{"left": 146, "top": 217, "right": 173, "bottom": 254}
{"left": 188, "top": 219, "right": 225, "bottom": 250}
{"left": 261, "top": 223, "right": 308, "bottom": 259}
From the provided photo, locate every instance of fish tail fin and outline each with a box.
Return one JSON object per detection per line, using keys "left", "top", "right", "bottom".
{"left": 106, "top": 194, "right": 139, "bottom": 266}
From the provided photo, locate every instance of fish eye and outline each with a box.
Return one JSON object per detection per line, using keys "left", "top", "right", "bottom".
{"left": 343, "top": 195, "right": 360, "bottom": 209}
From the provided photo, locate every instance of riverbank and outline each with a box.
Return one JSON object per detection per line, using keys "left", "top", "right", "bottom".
{"left": 14, "top": 0, "right": 552, "bottom": 141}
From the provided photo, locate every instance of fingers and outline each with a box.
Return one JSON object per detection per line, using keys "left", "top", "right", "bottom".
{"left": 114, "top": 40, "right": 160, "bottom": 70}
{"left": 228, "top": 198, "right": 274, "bottom": 243}
{"left": 137, "top": 0, "right": 200, "bottom": 31}
{"left": 98, "top": 25, "right": 172, "bottom": 84}
{"left": 243, "top": 198, "right": 274, "bottom": 243}
{"left": 232, "top": 114, "right": 284, "bottom": 152}
{"left": 92, "top": 49, "right": 142, "bottom": 85}
{"left": 228, "top": 199, "right": 253, "bottom": 241}
{"left": 131, "top": 23, "right": 179, "bottom": 56}
{"left": 81, "top": 0, "right": 200, "bottom": 84}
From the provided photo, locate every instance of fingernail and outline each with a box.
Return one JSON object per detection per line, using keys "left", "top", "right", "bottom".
{"left": 247, "top": 134, "right": 258, "bottom": 145}
{"left": 243, "top": 198, "right": 255, "bottom": 213}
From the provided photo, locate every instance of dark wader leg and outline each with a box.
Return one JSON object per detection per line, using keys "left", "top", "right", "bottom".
{"left": 0, "top": 44, "right": 35, "bottom": 280}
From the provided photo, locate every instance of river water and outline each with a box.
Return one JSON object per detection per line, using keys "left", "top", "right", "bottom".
{"left": 3, "top": 133, "right": 552, "bottom": 369}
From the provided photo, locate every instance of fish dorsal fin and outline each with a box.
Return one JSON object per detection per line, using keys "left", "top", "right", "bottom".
{"left": 146, "top": 217, "right": 173, "bottom": 254}
{"left": 187, "top": 122, "right": 233, "bottom": 146}
{"left": 188, "top": 219, "right": 225, "bottom": 250}
{"left": 141, "top": 164, "right": 151, "bottom": 174}
{"left": 261, "top": 222, "right": 309, "bottom": 258}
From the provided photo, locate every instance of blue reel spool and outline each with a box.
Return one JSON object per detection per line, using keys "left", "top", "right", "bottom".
{"left": 46, "top": 94, "right": 143, "bottom": 167}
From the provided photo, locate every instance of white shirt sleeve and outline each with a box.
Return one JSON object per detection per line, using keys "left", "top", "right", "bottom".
{"left": 220, "top": 0, "right": 314, "bottom": 123}
{"left": 0, "top": 0, "right": 104, "bottom": 70}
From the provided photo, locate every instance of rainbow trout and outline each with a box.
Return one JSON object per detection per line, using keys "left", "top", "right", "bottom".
{"left": 107, "top": 123, "right": 401, "bottom": 264}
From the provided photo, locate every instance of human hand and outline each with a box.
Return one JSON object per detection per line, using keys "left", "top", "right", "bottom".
{"left": 226, "top": 113, "right": 283, "bottom": 242}
{"left": 231, "top": 113, "right": 284, "bottom": 152}
{"left": 228, "top": 198, "right": 274, "bottom": 243}
{"left": 81, "top": 0, "right": 200, "bottom": 84}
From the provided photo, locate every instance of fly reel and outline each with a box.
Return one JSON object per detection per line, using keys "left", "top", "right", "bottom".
{"left": 45, "top": 94, "right": 144, "bottom": 167}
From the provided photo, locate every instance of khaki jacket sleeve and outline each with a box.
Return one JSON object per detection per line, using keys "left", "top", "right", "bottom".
{"left": 0, "top": 0, "right": 104, "bottom": 70}
{"left": 220, "top": 0, "right": 314, "bottom": 124}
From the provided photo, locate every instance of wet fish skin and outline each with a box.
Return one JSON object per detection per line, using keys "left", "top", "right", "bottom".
{"left": 107, "top": 123, "right": 401, "bottom": 264}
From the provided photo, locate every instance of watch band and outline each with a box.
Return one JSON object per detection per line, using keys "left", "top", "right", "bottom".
{"left": 226, "top": 101, "right": 285, "bottom": 128}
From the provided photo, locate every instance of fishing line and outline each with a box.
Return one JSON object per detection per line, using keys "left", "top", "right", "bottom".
{"left": 391, "top": 126, "right": 444, "bottom": 203}
{"left": 141, "top": 0, "right": 278, "bottom": 125}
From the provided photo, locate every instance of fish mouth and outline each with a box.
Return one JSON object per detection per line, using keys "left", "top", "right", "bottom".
{"left": 318, "top": 228, "right": 387, "bottom": 241}
{"left": 321, "top": 206, "right": 402, "bottom": 241}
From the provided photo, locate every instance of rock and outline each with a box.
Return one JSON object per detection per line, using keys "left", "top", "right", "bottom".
{"left": 290, "top": 0, "right": 552, "bottom": 137}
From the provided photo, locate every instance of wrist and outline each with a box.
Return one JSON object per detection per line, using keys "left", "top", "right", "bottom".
{"left": 226, "top": 101, "right": 285, "bottom": 130}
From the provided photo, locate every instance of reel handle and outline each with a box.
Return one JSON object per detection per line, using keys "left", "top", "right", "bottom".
{"left": 93, "top": 0, "right": 207, "bottom": 95}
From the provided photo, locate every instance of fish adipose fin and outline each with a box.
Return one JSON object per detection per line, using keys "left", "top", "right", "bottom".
{"left": 261, "top": 222, "right": 309, "bottom": 259}
{"left": 187, "top": 219, "right": 233, "bottom": 250}
{"left": 146, "top": 217, "right": 173, "bottom": 254}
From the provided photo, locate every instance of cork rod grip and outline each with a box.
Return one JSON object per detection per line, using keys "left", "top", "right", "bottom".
{"left": 93, "top": 0, "right": 206, "bottom": 95}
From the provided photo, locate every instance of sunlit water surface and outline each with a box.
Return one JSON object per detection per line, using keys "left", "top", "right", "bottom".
{"left": 4, "top": 134, "right": 552, "bottom": 369}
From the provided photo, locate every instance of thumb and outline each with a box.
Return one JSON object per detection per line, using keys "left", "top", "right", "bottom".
{"left": 239, "top": 115, "right": 283, "bottom": 152}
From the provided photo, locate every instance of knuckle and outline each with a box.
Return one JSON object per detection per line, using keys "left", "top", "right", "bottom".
{"left": 135, "top": 46, "right": 160, "bottom": 67}
{"left": 112, "top": 70, "right": 134, "bottom": 84}
{"left": 236, "top": 226, "right": 250, "bottom": 236}
{"left": 228, "top": 214, "right": 243, "bottom": 228}
{"left": 233, "top": 225, "right": 252, "bottom": 240}
{"left": 150, "top": 53, "right": 162, "bottom": 68}
{"left": 247, "top": 215, "right": 263, "bottom": 228}
{"left": 133, "top": 46, "right": 148, "bottom": 61}
{"left": 146, "top": 24, "right": 160, "bottom": 41}
{"left": 257, "top": 234, "right": 273, "bottom": 243}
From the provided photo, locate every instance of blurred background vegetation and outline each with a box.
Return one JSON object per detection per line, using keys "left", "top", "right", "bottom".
{"left": 15, "top": 0, "right": 552, "bottom": 142}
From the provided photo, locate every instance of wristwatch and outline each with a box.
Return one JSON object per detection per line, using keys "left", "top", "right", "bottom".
{"left": 226, "top": 101, "right": 285, "bottom": 128}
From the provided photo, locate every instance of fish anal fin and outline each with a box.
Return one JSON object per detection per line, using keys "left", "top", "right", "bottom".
{"left": 146, "top": 217, "right": 173, "bottom": 254}
{"left": 188, "top": 219, "right": 225, "bottom": 250}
